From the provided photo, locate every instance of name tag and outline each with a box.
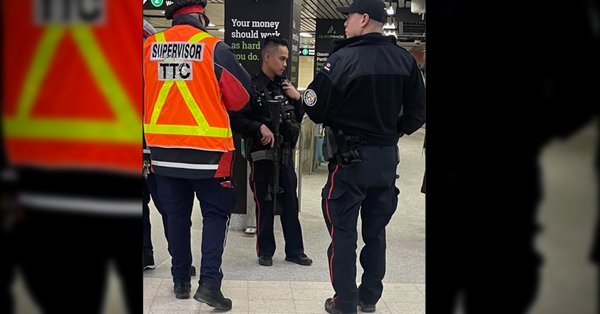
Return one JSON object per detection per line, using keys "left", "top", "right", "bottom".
{"left": 151, "top": 42, "right": 204, "bottom": 61}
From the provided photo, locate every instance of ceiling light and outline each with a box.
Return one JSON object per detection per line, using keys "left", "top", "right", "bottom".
{"left": 299, "top": 33, "right": 313, "bottom": 38}
{"left": 208, "top": 23, "right": 216, "bottom": 27}
{"left": 387, "top": 6, "right": 394, "bottom": 15}
{"left": 218, "top": 28, "right": 225, "bottom": 32}
{"left": 383, "top": 22, "right": 396, "bottom": 29}
{"left": 384, "top": 30, "right": 398, "bottom": 38}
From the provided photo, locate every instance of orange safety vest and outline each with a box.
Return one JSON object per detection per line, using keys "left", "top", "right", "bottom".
{"left": 143, "top": 26, "right": 234, "bottom": 176}
{"left": 2, "top": 0, "right": 141, "bottom": 174}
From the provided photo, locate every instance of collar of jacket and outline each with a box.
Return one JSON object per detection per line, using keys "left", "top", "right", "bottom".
{"left": 172, "top": 14, "right": 207, "bottom": 32}
{"left": 331, "top": 32, "right": 397, "bottom": 53}
{"left": 256, "top": 70, "right": 282, "bottom": 87}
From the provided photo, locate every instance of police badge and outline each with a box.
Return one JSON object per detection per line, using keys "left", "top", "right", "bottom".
{"left": 303, "top": 89, "right": 317, "bottom": 107}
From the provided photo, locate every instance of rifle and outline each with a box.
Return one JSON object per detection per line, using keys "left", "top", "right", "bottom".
{"left": 263, "top": 96, "right": 285, "bottom": 215}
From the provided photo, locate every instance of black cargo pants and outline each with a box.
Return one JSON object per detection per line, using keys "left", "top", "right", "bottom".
{"left": 323, "top": 144, "right": 400, "bottom": 313}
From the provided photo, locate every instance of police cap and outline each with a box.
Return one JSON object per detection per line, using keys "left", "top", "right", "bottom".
{"left": 165, "top": 0, "right": 208, "bottom": 20}
{"left": 336, "top": 0, "right": 387, "bottom": 23}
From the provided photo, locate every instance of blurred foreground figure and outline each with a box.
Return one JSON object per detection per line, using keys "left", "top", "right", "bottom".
{"left": 429, "top": 1, "right": 600, "bottom": 313}
{"left": 2, "top": 1, "right": 141, "bottom": 313}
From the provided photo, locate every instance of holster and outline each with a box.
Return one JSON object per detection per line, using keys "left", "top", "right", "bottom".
{"left": 323, "top": 127, "right": 337, "bottom": 162}
{"left": 244, "top": 136, "right": 256, "bottom": 162}
{"left": 250, "top": 149, "right": 276, "bottom": 162}
{"left": 323, "top": 127, "right": 363, "bottom": 167}
{"left": 250, "top": 147, "right": 293, "bottom": 163}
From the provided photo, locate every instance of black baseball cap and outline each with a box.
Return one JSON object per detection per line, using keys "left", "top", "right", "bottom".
{"left": 336, "top": 0, "right": 387, "bottom": 23}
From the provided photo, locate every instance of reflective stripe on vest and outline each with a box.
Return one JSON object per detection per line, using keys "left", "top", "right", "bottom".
{"left": 18, "top": 193, "right": 140, "bottom": 216}
{"left": 143, "top": 32, "right": 232, "bottom": 140}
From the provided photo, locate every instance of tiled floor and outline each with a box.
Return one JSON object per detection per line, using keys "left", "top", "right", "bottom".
{"left": 143, "top": 278, "right": 425, "bottom": 314}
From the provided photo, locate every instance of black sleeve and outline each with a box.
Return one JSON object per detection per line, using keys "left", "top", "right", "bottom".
{"left": 229, "top": 88, "right": 263, "bottom": 137}
{"left": 304, "top": 71, "right": 343, "bottom": 124}
{"left": 397, "top": 60, "right": 426, "bottom": 135}
{"left": 293, "top": 97, "right": 304, "bottom": 123}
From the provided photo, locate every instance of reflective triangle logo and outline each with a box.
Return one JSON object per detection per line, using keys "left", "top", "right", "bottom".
{"left": 3, "top": 25, "right": 139, "bottom": 143}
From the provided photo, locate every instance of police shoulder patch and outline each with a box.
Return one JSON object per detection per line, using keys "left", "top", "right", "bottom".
{"left": 303, "top": 89, "right": 318, "bottom": 107}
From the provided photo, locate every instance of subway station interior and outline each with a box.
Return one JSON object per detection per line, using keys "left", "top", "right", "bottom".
{"left": 152, "top": 1, "right": 426, "bottom": 313}
{"left": 8, "top": 0, "right": 600, "bottom": 314}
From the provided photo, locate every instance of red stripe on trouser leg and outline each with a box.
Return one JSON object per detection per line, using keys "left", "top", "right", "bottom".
{"left": 326, "top": 165, "right": 340, "bottom": 305}
{"left": 252, "top": 163, "right": 262, "bottom": 257}
{"left": 330, "top": 228, "right": 335, "bottom": 283}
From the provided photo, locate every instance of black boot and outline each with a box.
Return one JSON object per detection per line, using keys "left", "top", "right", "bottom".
{"left": 143, "top": 248, "right": 155, "bottom": 270}
{"left": 285, "top": 254, "right": 313, "bottom": 266}
{"left": 359, "top": 301, "right": 376, "bottom": 312}
{"left": 258, "top": 256, "right": 273, "bottom": 266}
{"left": 173, "top": 282, "right": 191, "bottom": 299}
{"left": 193, "top": 283, "right": 232, "bottom": 311}
{"left": 325, "top": 298, "right": 357, "bottom": 314}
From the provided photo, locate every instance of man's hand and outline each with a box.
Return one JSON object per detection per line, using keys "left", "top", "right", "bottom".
{"left": 282, "top": 81, "right": 301, "bottom": 100}
{"left": 259, "top": 124, "right": 275, "bottom": 147}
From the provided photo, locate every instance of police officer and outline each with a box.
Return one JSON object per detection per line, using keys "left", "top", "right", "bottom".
{"left": 143, "top": 0, "right": 251, "bottom": 310}
{"left": 230, "top": 36, "right": 313, "bottom": 267}
{"left": 303, "top": 0, "right": 426, "bottom": 313}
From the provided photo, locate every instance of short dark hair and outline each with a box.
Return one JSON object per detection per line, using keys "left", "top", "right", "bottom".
{"left": 261, "top": 36, "right": 289, "bottom": 57}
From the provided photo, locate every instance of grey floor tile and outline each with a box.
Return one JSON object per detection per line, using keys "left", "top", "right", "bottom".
{"left": 249, "top": 287, "right": 294, "bottom": 300}
{"left": 149, "top": 311, "right": 200, "bottom": 314}
{"left": 151, "top": 296, "right": 202, "bottom": 311}
{"left": 291, "top": 281, "right": 332, "bottom": 290}
{"left": 144, "top": 297, "right": 156, "bottom": 312}
{"left": 155, "top": 281, "right": 176, "bottom": 297}
{"left": 384, "top": 302, "right": 425, "bottom": 314}
{"left": 222, "top": 287, "right": 249, "bottom": 299}
{"left": 415, "top": 284, "right": 425, "bottom": 296}
{"left": 144, "top": 278, "right": 164, "bottom": 286}
{"left": 294, "top": 300, "right": 325, "bottom": 313}
{"left": 384, "top": 284, "right": 419, "bottom": 291}
{"left": 200, "top": 298, "right": 248, "bottom": 313}
{"left": 144, "top": 284, "right": 161, "bottom": 298}
{"left": 222, "top": 280, "right": 249, "bottom": 288}
{"left": 292, "top": 289, "right": 334, "bottom": 301}
{"left": 248, "top": 280, "right": 292, "bottom": 290}
{"left": 249, "top": 299, "right": 296, "bottom": 313}
{"left": 381, "top": 290, "right": 424, "bottom": 303}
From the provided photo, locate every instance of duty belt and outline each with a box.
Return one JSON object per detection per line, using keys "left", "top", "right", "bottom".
{"left": 250, "top": 147, "right": 293, "bottom": 162}
{"left": 323, "top": 127, "right": 365, "bottom": 167}
{"left": 343, "top": 135, "right": 370, "bottom": 145}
